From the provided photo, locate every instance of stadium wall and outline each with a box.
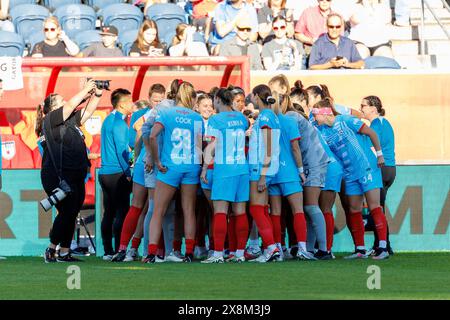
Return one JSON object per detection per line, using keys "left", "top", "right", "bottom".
{"left": 0, "top": 166, "right": 448, "bottom": 256}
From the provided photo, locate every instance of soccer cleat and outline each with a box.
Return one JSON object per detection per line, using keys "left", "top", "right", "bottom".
{"left": 70, "top": 247, "right": 90, "bottom": 256}
{"left": 249, "top": 247, "right": 280, "bottom": 263}
{"left": 155, "top": 255, "right": 166, "bottom": 263}
{"left": 44, "top": 248, "right": 57, "bottom": 263}
{"left": 314, "top": 250, "right": 333, "bottom": 260}
{"left": 329, "top": 252, "right": 336, "bottom": 260}
{"left": 0, "top": 256, "right": 6, "bottom": 260}
{"left": 366, "top": 248, "right": 376, "bottom": 257}
{"left": 228, "top": 256, "right": 245, "bottom": 263}
{"left": 387, "top": 246, "right": 394, "bottom": 256}
{"left": 344, "top": 250, "right": 368, "bottom": 260}
{"left": 102, "top": 254, "right": 114, "bottom": 261}
{"left": 201, "top": 255, "right": 224, "bottom": 264}
{"left": 244, "top": 246, "right": 262, "bottom": 260}
{"left": 283, "top": 248, "right": 294, "bottom": 260}
{"left": 183, "top": 253, "right": 194, "bottom": 263}
{"left": 297, "top": 249, "right": 318, "bottom": 261}
{"left": 372, "top": 248, "right": 390, "bottom": 260}
{"left": 143, "top": 254, "right": 156, "bottom": 264}
{"left": 165, "top": 250, "right": 184, "bottom": 263}
{"left": 290, "top": 246, "right": 299, "bottom": 257}
{"left": 123, "top": 248, "right": 139, "bottom": 262}
{"left": 111, "top": 250, "right": 127, "bottom": 262}
{"left": 224, "top": 254, "right": 235, "bottom": 262}
{"left": 56, "top": 253, "right": 83, "bottom": 263}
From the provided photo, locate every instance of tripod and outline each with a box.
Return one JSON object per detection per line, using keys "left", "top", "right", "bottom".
{"left": 75, "top": 212, "right": 96, "bottom": 254}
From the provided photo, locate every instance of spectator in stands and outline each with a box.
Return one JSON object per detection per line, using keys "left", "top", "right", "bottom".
{"left": 31, "top": 17, "right": 80, "bottom": 57}
{"left": 294, "top": 0, "right": 337, "bottom": 53}
{"left": 0, "top": 0, "right": 14, "bottom": 32}
{"left": 309, "top": 13, "right": 364, "bottom": 70}
{"left": 190, "top": 0, "right": 219, "bottom": 33}
{"left": 209, "top": 0, "right": 258, "bottom": 55}
{"left": 79, "top": 26, "right": 123, "bottom": 57}
{"left": 219, "top": 19, "right": 263, "bottom": 70}
{"left": 169, "top": 23, "right": 209, "bottom": 56}
{"left": 349, "top": 0, "right": 394, "bottom": 59}
{"left": 393, "top": 0, "right": 410, "bottom": 27}
{"left": 286, "top": 0, "right": 315, "bottom": 22}
{"left": 129, "top": 20, "right": 166, "bottom": 57}
{"left": 262, "top": 15, "right": 304, "bottom": 71}
{"left": 257, "top": 0, "right": 294, "bottom": 41}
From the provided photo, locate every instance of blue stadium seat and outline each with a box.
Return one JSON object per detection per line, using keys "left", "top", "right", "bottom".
{"left": 0, "top": 31, "right": 25, "bottom": 57}
{"left": 145, "top": 3, "right": 188, "bottom": 47}
{"left": 10, "top": 4, "right": 50, "bottom": 44}
{"left": 26, "top": 31, "right": 45, "bottom": 53}
{"left": 74, "top": 30, "right": 102, "bottom": 51}
{"left": 98, "top": 4, "right": 144, "bottom": 35}
{"left": 9, "top": 0, "right": 37, "bottom": 8}
{"left": 87, "top": 0, "right": 124, "bottom": 11}
{"left": 43, "top": 0, "right": 81, "bottom": 11}
{"left": 54, "top": 4, "right": 97, "bottom": 39}
{"left": 118, "top": 29, "right": 138, "bottom": 55}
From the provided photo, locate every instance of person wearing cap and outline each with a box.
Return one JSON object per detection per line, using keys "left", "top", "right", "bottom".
{"left": 79, "top": 26, "right": 124, "bottom": 57}
{"left": 209, "top": 0, "right": 258, "bottom": 55}
{"left": 218, "top": 18, "right": 263, "bottom": 70}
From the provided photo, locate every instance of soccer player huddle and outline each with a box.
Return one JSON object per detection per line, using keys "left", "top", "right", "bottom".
{"left": 104, "top": 74, "right": 396, "bottom": 264}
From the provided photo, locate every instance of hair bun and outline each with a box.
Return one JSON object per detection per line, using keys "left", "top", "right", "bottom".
{"left": 266, "top": 96, "right": 276, "bottom": 104}
{"left": 294, "top": 80, "right": 303, "bottom": 90}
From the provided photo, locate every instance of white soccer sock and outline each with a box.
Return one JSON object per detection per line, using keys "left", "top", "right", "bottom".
{"left": 267, "top": 244, "right": 277, "bottom": 252}
{"left": 356, "top": 246, "right": 366, "bottom": 251}
{"left": 379, "top": 241, "right": 387, "bottom": 249}
{"left": 213, "top": 251, "right": 223, "bottom": 258}
{"left": 235, "top": 249, "right": 244, "bottom": 258}
{"left": 298, "top": 242, "right": 307, "bottom": 251}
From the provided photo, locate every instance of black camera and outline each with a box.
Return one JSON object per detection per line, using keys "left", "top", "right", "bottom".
{"left": 40, "top": 180, "right": 72, "bottom": 212}
{"left": 87, "top": 78, "right": 111, "bottom": 91}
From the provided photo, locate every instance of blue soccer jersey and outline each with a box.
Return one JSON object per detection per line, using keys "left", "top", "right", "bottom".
{"left": 272, "top": 114, "right": 301, "bottom": 184}
{"left": 248, "top": 109, "right": 281, "bottom": 178}
{"left": 155, "top": 106, "right": 204, "bottom": 172}
{"left": 317, "top": 115, "right": 371, "bottom": 182}
{"left": 371, "top": 117, "right": 396, "bottom": 167}
{"left": 206, "top": 111, "right": 249, "bottom": 179}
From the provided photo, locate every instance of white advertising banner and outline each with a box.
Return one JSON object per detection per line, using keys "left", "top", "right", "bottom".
{"left": 0, "top": 57, "right": 23, "bottom": 91}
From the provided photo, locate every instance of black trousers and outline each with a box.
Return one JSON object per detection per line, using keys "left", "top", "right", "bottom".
{"left": 367, "top": 166, "right": 396, "bottom": 248}
{"left": 99, "top": 172, "right": 131, "bottom": 255}
{"left": 41, "top": 168, "right": 87, "bottom": 249}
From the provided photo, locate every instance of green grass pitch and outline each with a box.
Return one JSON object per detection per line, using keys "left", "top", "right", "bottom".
{"left": 1, "top": 253, "right": 449, "bottom": 300}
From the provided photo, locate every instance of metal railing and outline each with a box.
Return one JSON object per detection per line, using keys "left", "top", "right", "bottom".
{"left": 420, "top": 0, "right": 450, "bottom": 54}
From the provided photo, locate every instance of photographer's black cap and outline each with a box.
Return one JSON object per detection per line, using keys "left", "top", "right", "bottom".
{"left": 100, "top": 25, "right": 119, "bottom": 36}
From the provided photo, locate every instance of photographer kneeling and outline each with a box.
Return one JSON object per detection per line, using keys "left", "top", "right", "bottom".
{"left": 36, "top": 79, "right": 103, "bottom": 263}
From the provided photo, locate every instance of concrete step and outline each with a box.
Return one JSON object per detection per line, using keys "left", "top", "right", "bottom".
{"left": 426, "top": 39, "right": 450, "bottom": 53}
{"left": 411, "top": 8, "right": 450, "bottom": 22}
{"left": 393, "top": 53, "right": 450, "bottom": 68}
{"left": 390, "top": 24, "right": 450, "bottom": 40}
{"left": 394, "top": 0, "right": 445, "bottom": 9}
{"left": 392, "top": 39, "right": 450, "bottom": 55}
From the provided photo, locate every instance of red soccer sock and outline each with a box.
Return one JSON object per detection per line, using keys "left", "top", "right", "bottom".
{"left": 173, "top": 239, "right": 182, "bottom": 252}
{"left": 370, "top": 206, "right": 387, "bottom": 242}
{"left": 228, "top": 215, "right": 237, "bottom": 252}
{"left": 131, "top": 236, "right": 141, "bottom": 250}
{"left": 293, "top": 212, "right": 307, "bottom": 243}
{"left": 348, "top": 211, "right": 365, "bottom": 247}
{"left": 148, "top": 243, "right": 158, "bottom": 256}
{"left": 185, "top": 239, "right": 195, "bottom": 255}
{"left": 235, "top": 214, "right": 249, "bottom": 250}
{"left": 249, "top": 205, "right": 275, "bottom": 248}
{"left": 213, "top": 213, "right": 227, "bottom": 252}
{"left": 270, "top": 215, "right": 282, "bottom": 244}
{"left": 119, "top": 206, "right": 142, "bottom": 251}
{"left": 323, "top": 212, "right": 335, "bottom": 252}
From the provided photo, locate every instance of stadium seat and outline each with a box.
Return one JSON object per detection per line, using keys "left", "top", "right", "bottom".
{"left": 145, "top": 3, "right": 188, "bottom": 46}
{"left": 364, "top": 56, "right": 402, "bottom": 69}
{"left": 26, "top": 31, "right": 45, "bottom": 53}
{"left": 1, "top": 134, "right": 35, "bottom": 169}
{"left": 43, "top": 0, "right": 81, "bottom": 11}
{"left": 10, "top": 4, "right": 50, "bottom": 44}
{"left": 74, "top": 30, "right": 102, "bottom": 51}
{"left": 118, "top": 28, "right": 138, "bottom": 55}
{"left": 54, "top": 4, "right": 97, "bottom": 39}
{"left": 9, "top": 0, "right": 37, "bottom": 8}
{"left": 98, "top": 3, "right": 144, "bottom": 35}
{"left": 88, "top": 0, "right": 124, "bottom": 12}
{"left": 0, "top": 31, "right": 24, "bottom": 57}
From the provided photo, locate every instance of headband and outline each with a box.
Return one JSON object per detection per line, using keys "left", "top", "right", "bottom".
{"left": 311, "top": 108, "right": 333, "bottom": 115}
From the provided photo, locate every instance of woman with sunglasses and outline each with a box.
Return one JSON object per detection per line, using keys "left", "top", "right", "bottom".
{"left": 360, "top": 95, "right": 396, "bottom": 255}
{"left": 31, "top": 17, "right": 79, "bottom": 57}
{"left": 312, "top": 98, "right": 389, "bottom": 260}
{"left": 261, "top": 15, "right": 303, "bottom": 71}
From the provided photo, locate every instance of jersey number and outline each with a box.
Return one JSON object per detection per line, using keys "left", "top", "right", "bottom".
{"left": 171, "top": 128, "right": 191, "bottom": 164}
